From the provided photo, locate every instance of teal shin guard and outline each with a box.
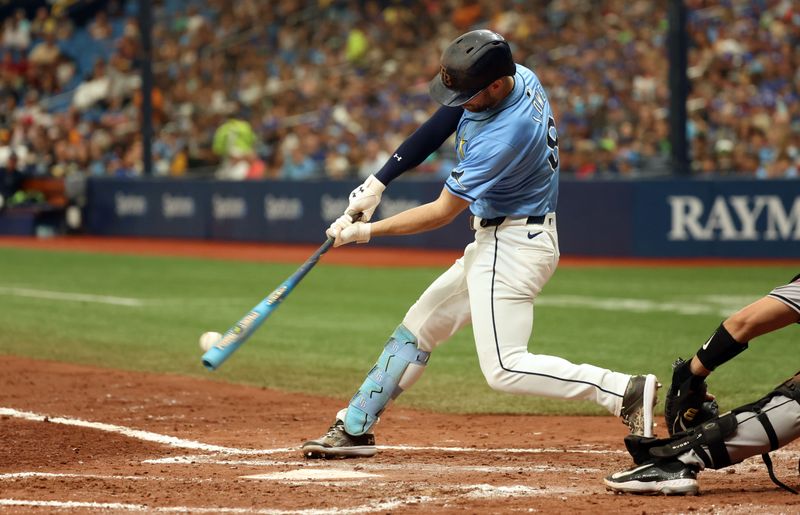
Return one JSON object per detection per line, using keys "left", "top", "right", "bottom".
{"left": 344, "top": 325, "right": 430, "bottom": 436}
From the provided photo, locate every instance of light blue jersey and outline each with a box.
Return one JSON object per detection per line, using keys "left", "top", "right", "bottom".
{"left": 444, "top": 64, "right": 559, "bottom": 219}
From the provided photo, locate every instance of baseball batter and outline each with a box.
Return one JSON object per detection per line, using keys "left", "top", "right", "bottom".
{"left": 606, "top": 274, "right": 800, "bottom": 495}
{"left": 302, "top": 30, "right": 658, "bottom": 459}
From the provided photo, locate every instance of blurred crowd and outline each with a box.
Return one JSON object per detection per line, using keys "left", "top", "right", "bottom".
{"left": 0, "top": 0, "right": 798, "bottom": 183}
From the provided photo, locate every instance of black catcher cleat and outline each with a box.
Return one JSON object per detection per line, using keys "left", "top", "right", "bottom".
{"left": 605, "top": 459, "right": 699, "bottom": 495}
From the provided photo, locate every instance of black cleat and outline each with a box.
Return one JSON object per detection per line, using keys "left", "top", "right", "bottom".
{"left": 620, "top": 374, "right": 659, "bottom": 437}
{"left": 301, "top": 419, "right": 376, "bottom": 459}
{"left": 605, "top": 459, "right": 699, "bottom": 495}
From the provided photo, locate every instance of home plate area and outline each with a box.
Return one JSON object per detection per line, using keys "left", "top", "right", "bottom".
{"left": 2, "top": 356, "right": 799, "bottom": 514}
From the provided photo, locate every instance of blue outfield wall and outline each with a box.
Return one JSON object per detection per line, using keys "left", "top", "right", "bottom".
{"left": 86, "top": 177, "right": 800, "bottom": 258}
{"left": 85, "top": 178, "right": 470, "bottom": 249}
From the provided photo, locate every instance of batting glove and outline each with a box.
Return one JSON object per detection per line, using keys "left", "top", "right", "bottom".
{"left": 326, "top": 214, "right": 352, "bottom": 240}
{"left": 326, "top": 215, "right": 371, "bottom": 247}
{"left": 345, "top": 174, "right": 385, "bottom": 222}
{"left": 335, "top": 222, "right": 371, "bottom": 247}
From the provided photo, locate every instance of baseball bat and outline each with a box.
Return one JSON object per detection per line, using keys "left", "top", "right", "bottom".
{"left": 201, "top": 237, "right": 335, "bottom": 370}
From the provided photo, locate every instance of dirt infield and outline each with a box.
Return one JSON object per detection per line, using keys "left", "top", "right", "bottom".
{"left": 2, "top": 355, "right": 799, "bottom": 514}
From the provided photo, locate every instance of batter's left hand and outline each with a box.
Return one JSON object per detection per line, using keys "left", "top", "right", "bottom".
{"left": 345, "top": 174, "right": 385, "bottom": 222}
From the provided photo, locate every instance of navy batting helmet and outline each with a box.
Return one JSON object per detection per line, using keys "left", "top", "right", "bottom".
{"left": 429, "top": 30, "right": 516, "bottom": 107}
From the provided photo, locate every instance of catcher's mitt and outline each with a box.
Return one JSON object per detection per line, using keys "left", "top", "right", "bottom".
{"left": 664, "top": 357, "right": 720, "bottom": 435}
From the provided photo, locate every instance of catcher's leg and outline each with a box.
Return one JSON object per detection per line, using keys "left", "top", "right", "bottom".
{"left": 682, "top": 373, "right": 800, "bottom": 476}
{"left": 612, "top": 372, "right": 800, "bottom": 495}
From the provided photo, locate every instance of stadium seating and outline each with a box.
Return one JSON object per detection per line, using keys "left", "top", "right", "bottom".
{"left": 0, "top": 0, "right": 797, "bottom": 182}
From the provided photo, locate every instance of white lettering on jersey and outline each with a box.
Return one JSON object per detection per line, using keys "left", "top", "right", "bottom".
{"left": 527, "top": 85, "right": 545, "bottom": 123}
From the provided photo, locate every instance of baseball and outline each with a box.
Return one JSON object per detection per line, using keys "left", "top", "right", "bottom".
{"left": 199, "top": 331, "right": 222, "bottom": 352}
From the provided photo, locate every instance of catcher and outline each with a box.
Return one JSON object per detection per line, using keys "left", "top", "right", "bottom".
{"left": 605, "top": 274, "right": 800, "bottom": 495}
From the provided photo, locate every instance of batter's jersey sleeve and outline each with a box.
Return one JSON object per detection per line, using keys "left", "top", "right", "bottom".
{"left": 444, "top": 137, "right": 518, "bottom": 202}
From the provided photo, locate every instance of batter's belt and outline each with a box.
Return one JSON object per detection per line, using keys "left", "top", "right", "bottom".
{"left": 469, "top": 213, "right": 555, "bottom": 231}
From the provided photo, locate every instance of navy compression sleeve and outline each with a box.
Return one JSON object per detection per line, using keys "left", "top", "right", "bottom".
{"left": 374, "top": 105, "right": 462, "bottom": 185}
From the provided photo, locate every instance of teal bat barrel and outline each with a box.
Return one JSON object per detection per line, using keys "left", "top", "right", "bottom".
{"left": 201, "top": 238, "right": 334, "bottom": 370}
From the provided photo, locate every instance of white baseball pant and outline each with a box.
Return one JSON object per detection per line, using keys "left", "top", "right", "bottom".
{"left": 401, "top": 213, "right": 632, "bottom": 416}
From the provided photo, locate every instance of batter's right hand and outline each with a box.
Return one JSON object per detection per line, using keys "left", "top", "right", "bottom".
{"left": 345, "top": 174, "right": 385, "bottom": 222}
{"left": 326, "top": 214, "right": 371, "bottom": 247}
{"left": 326, "top": 214, "right": 353, "bottom": 241}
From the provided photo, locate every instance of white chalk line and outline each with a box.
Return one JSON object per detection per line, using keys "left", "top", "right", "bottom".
{"left": 538, "top": 294, "right": 744, "bottom": 317}
{"left": 145, "top": 455, "right": 601, "bottom": 475}
{"left": 144, "top": 456, "right": 296, "bottom": 465}
{"left": 274, "top": 461, "right": 602, "bottom": 474}
{"left": 3, "top": 471, "right": 589, "bottom": 504}
{"left": 0, "top": 285, "right": 249, "bottom": 308}
{"left": 3, "top": 406, "right": 622, "bottom": 459}
{"left": 463, "top": 484, "right": 577, "bottom": 499}
{"left": 0, "top": 284, "right": 755, "bottom": 317}
{"left": 142, "top": 446, "right": 620, "bottom": 465}
{"left": 9, "top": 405, "right": 798, "bottom": 468}
{"left": 0, "top": 472, "right": 212, "bottom": 483}
{"left": 242, "top": 470, "right": 380, "bottom": 481}
{"left": 0, "top": 286, "right": 144, "bottom": 307}
{"left": 381, "top": 444, "right": 622, "bottom": 455}
{"left": 0, "top": 407, "right": 289, "bottom": 455}
{"left": 0, "top": 497, "right": 433, "bottom": 514}
{"left": 0, "top": 485, "right": 584, "bottom": 513}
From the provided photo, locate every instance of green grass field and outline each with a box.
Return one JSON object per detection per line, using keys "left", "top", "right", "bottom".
{"left": 0, "top": 246, "right": 796, "bottom": 416}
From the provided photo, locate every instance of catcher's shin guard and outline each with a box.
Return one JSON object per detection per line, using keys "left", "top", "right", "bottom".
{"left": 344, "top": 324, "right": 430, "bottom": 436}
{"left": 623, "top": 412, "right": 738, "bottom": 468}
